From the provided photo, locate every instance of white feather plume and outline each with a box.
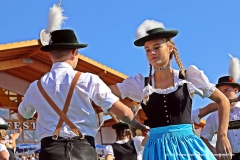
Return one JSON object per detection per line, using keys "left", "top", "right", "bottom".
{"left": 0, "top": 117, "right": 6, "bottom": 125}
{"left": 228, "top": 53, "right": 240, "bottom": 82}
{"left": 136, "top": 20, "right": 165, "bottom": 40}
{"left": 45, "top": 4, "right": 68, "bottom": 33}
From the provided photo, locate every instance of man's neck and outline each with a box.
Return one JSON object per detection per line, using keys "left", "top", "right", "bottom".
{"left": 53, "top": 60, "right": 74, "bottom": 69}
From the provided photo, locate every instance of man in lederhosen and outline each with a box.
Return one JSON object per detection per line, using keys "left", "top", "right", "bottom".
{"left": 17, "top": 29, "right": 147, "bottom": 160}
{"left": 201, "top": 76, "right": 240, "bottom": 160}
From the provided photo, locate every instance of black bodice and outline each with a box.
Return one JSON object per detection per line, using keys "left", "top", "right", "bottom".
{"left": 141, "top": 72, "right": 192, "bottom": 128}
{"left": 112, "top": 139, "right": 137, "bottom": 160}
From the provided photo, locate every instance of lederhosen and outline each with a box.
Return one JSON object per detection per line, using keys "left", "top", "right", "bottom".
{"left": 112, "top": 139, "right": 137, "bottom": 160}
{"left": 142, "top": 71, "right": 216, "bottom": 160}
{"left": 228, "top": 120, "right": 240, "bottom": 160}
{"left": 37, "top": 72, "right": 97, "bottom": 160}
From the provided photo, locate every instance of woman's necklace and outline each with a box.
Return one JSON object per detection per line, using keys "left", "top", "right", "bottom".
{"left": 154, "top": 65, "right": 170, "bottom": 71}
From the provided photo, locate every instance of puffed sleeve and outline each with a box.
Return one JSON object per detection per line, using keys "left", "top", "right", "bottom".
{"left": 116, "top": 74, "right": 145, "bottom": 103}
{"left": 186, "top": 65, "right": 216, "bottom": 98}
{"left": 18, "top": 83, "right": 37, "bottom": 119}
{"left": 191, "top": 108, "right": 201, "bottom": 124}
{"left": 104, "top": 145, "right": 114, "bottom": 157}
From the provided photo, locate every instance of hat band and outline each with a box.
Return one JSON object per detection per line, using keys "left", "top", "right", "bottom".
{"left": 147, "top": 28, "right": 165, "bottom": 34}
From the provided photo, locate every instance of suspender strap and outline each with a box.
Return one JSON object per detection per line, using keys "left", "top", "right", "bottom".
{"left": 37, "top": 72, "right": 84, "bottom": 140}
{"left": 53, "top": 71, "right": 81, "bottom": 140}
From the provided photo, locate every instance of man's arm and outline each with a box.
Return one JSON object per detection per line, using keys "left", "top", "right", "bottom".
{"left": 198, "top": 103, "right": 218, "bottom": 119}
{"left": 105, "top": 154, "right": 114, "bottom": 160}
{"left": 17, "top": 113, "right": 28, "bottom": 122}
{"left": 109, "top": 101, "right": 147, "bottom": 131}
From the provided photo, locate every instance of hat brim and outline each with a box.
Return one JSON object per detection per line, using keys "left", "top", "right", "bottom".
{"left": 40, "top": 43, "right": 88, "bottom": 52}
{"left": 0, "top": 124, "right": 9, "bottom": 130}
{"left": 134, "top": 30, "right": 178, "bottom": 46}
{"left": 216, "top": 82, "right": 240, "bottom": 92}
{"left": 112, "top": 123, "right": 129, "bottom": 129}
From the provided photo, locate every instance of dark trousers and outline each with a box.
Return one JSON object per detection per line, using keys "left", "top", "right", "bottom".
{"left": 39, "top": 136, "right": 97, "bottom": 160}
{"left": 232, "top": 153, "right": 240, "bottom": 160}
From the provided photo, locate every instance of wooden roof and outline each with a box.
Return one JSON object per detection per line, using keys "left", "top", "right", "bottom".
{"left": 0, "top": 39, "right": 205, "bottom": 128}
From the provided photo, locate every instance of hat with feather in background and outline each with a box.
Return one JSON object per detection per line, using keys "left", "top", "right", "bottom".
{"left": 40, "top": 1, "right": 87, "bottom": 52}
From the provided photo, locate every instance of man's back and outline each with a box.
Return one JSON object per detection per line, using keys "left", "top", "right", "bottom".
{"left": 18, "top": 62, "right": 118, "bottom": 141}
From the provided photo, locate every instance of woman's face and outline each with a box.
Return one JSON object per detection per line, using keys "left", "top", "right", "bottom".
{"left": 144, "top": 38, "right": 172, "bottom": 68}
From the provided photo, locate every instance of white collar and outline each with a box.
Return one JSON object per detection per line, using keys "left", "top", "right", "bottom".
{"left": 51, "top": 62, "right": 73, "bottom": 70}
{"left": 115, "top": 139, "right": 130, "bottom": 144}
{"left": 234, "top": 102, "right": 240, "bottom": 108}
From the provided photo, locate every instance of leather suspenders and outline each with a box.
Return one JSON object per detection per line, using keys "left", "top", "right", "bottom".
{"left": 37, "top": 72, "right": 84, "bottom": 140}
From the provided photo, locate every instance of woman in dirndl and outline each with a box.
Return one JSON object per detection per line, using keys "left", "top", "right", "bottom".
{"left": 109, "top": 19, "right": 232, "bottom": 160}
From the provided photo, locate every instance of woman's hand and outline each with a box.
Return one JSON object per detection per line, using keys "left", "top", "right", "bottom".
{"left": 10, "top": 128, "right": 22, "bottom": 140}
{"left": 216, "top": 135, "right": 232, "bottom": 160}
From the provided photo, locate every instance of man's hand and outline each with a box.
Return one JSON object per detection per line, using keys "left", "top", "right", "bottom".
{"left": 216, "top": 135, "right": 232, "bottom": 160}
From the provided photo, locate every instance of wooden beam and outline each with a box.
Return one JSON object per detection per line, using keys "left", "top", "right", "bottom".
{"left": 103, "top": 119, "right": 117, "bottom": 127}
{"left": 0, "top": 58, "right": 28, "bottom": 71}
{"left": 0, "top": 58, "right": 51, "bottom": 73}
{"left": 27, "top": 59, "right": 51, "bottom": 73}
{"left": 21, "top": 48, "right": 40, "bottom": 58}
{"left": 0, "top": 40, "right": 40, "bottom": 51}
{"left": 78, "top": 54, "right": 128, "bottom": 80}
{"left": 98, "top": 70, "right": 107, "bottom": 76}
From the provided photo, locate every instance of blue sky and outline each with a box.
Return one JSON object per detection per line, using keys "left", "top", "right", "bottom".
{"left": 1, "top": 1, "right": 240, "bottom": 119}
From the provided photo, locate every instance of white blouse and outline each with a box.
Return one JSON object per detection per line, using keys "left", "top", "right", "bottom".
{"left": 117, "top": 65, "right": 215, "bottom": 105}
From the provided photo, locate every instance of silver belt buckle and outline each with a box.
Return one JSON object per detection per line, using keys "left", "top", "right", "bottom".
{"left": 79, "top": 135, "right": 85, "bottom": 140}
{"left": 52, "top": 135, "right": 58, "bottom": 140}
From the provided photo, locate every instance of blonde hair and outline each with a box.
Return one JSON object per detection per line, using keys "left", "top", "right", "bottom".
{"left": 0, "top": 129, "right": 7, "bottom": 140}
{"left": 167, "top": 39, "right": 186, "bottom": 79}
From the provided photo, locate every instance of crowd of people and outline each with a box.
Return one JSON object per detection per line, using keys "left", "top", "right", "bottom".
{"left": 16, "top": 154, "right": 39, "bottom": 160}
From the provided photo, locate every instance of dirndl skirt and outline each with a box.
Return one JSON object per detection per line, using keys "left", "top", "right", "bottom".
{"left": 143, "top": 124, "right": 216, "bottom": 160}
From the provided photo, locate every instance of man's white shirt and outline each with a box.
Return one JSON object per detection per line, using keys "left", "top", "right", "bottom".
{"left": 18, "top": 62, "right": 119, "bottom": 141}
{"left": 201, "top": 102, "right": 240, "bottom": 153}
